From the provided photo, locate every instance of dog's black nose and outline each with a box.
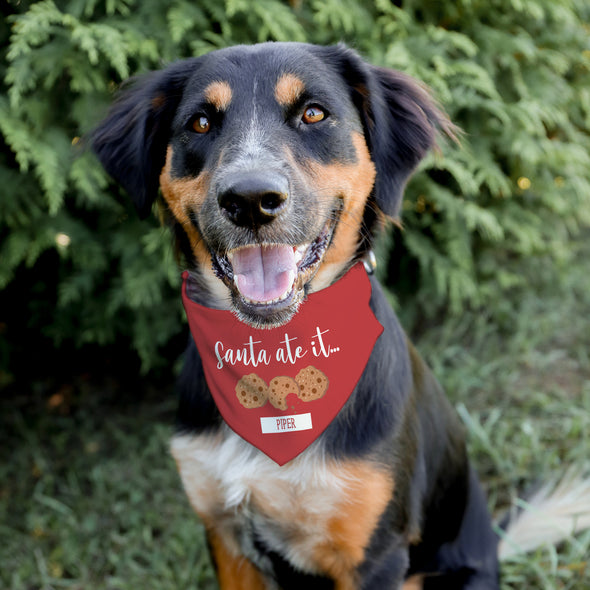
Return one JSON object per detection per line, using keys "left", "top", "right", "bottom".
{"left": 218, "top": 172, "right": 289, "bottom": 227}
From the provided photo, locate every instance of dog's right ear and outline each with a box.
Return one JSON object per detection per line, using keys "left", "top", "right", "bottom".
{"left": 314, "top": 44, "right": 458, "bottom": 219}
{"left": 91, "top": 59, "right": 199, "bottom": 217}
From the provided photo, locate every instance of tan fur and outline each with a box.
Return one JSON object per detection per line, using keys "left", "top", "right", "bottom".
{"left": 159, "top": 169, "right": 211, "bottom": 263}
{"left": 403, "top": 575, "right": 425, "bottom": 590}
{"left": 151, "top": 94, "right": 167, "bottom": 110}
{"left": 159, "top": 147, "right": 231, "bottom": 306}
{"left": 207, "top": 527, "right": 271, "bottom": 589}
{"left": 307, "top": 132, "right": 378, "bottom": 290}
{"left": 159, "top": 147, "right": 209, "bottom": 244}
{"left": 204, "top": 80, "right": 233, "bottom": 111}
{"left": 274, "top": 73, "right": 306, "bottom": 107}
{"left": 310, "top": 462, "right": 394, "bottom": 588}
{"left": 171, "top": 431, "right": 393, "bottom": 588}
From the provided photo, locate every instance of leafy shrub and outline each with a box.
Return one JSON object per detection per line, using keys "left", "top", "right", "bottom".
{"left": 1, "top": 0, "right": 589, "bottom": 373}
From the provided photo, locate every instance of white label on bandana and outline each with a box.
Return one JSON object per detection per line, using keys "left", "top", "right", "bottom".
{"left": 260, "top": 413, "right": 313, "bottom": 434}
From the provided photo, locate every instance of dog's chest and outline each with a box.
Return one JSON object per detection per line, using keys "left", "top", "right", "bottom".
{"left": 170, "top": 429, "right": 394, "bottom": 578}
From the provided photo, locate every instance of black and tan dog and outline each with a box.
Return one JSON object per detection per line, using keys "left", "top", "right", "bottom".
{"left": 92, "top": 43, "right": 501, "bottom": 589}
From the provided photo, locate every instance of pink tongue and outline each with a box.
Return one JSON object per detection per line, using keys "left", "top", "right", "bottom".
{"left": 232, "top": 245, "right": 297, "bottom": 303}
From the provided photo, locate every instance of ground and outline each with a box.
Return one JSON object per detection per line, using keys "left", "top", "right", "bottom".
{"left": 1, "top": 238, "right": 589, "bottom": 590}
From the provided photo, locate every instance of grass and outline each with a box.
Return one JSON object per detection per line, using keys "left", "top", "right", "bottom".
{"left": 1, "top": 238, "right": 589, "bottom": 589}
{"left": 416, "top": 238, "right": 590, "bottom": 589}
{"left": 0, "top": 385, "right": 217, "bottom": 590}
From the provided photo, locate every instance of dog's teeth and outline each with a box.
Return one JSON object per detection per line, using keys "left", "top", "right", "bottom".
{"left": 269, "top": 291, "right": 290, "bottom": 304}
{"left": 294, "top": 245, "right": 308, "bottom": 265}
{"left": 238, "top": 283, "right": 294, "bottom": 306}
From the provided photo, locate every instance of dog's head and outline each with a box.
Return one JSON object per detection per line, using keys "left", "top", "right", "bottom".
{"left": 92, "top": 43, "right": 453, "bottom": 328}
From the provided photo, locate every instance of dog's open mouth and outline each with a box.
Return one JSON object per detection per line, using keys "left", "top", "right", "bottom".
{"left": 212, "top": 221, "right": 335, "bottom": 326}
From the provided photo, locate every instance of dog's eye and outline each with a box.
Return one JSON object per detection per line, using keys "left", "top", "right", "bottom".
{"left": 302, "top": 105, "right": 326, "bottom": 125}
{"left": 192, "top": 115, "right": 211, "bottom": 134}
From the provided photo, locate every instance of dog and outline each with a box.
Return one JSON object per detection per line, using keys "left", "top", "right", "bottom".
{"left": 91, "top": 42, "right": 503, "bottom": 589}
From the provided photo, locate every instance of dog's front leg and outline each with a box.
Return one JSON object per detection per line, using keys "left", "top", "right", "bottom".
{"left": 206, "top": 527, "right": 274, "bottom": 590}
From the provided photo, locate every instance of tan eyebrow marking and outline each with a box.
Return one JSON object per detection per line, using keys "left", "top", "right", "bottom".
{"left": 204, "top": 81, "right": 233, "bottom": 111}
{"left": 274, "top": 73, "right": 306, "bottom": 107}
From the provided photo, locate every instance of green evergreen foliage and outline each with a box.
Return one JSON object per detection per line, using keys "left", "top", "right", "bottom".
{"left": 1, "top": 0, "right": 589, "bottom": 372}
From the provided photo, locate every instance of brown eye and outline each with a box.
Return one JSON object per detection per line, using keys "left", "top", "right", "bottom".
{"left": 192, "top": 115, "right": 211, "bottom": 134}
{"left": 302, "top": 105, "right": 325, "bottom": 125}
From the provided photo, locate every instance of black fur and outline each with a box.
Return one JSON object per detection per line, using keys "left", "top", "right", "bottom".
{"left": 92, "top": 43, "right": 455, "bottom": 223}
{"left": 92, "top": 59, "right": 200, "bottom": 217}
{"left": 307, "top": 44, "right": 456, "bottom": 218}
{"left": 92, "top": 42, "right": 498, "bottom": 589}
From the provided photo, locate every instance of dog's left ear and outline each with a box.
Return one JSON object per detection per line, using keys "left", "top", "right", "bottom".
{"left": 318, "top": 45, "right": 457, "bottom": 218}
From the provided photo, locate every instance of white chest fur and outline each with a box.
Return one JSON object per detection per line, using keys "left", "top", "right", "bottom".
{"left": 170, "top": 428, "right": 360, "bottom": 573}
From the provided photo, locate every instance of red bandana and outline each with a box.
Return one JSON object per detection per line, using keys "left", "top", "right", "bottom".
{"left": 181, "top": 263, "right": 383, "bottom": 465}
